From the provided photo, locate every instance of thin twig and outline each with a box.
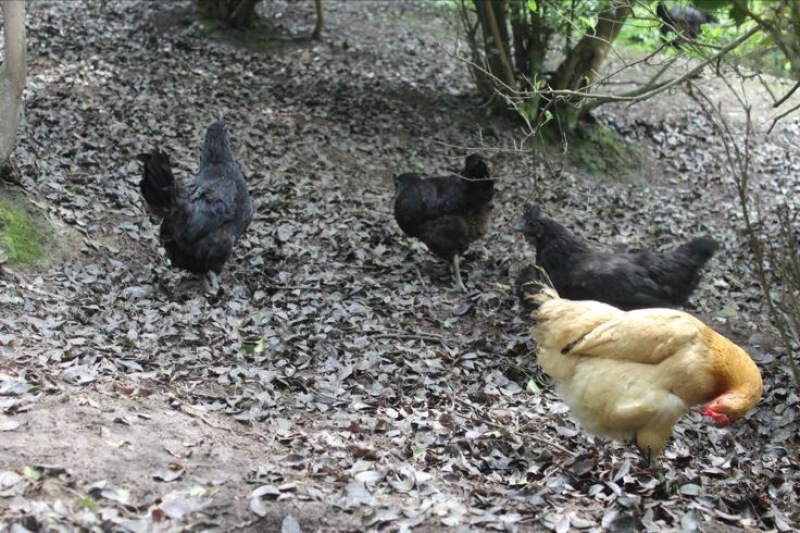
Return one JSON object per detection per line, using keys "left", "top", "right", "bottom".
{"left": 449, "top": 395, "right": 577, "bottom": 457}
{"left": 257, "top": 284, "right": 329, "bottom": 291}
{"left": 233, "top": 518, "right": 264, "bottom": 531}
{"left": 582, "top": 25, "right": 761, "bottom": 112}
{"left": 688, "top": 78, "right": 800, "bottom": 389}
{"left": 370, "top": 332, "right": 448, "bottom": 345}
{"left": 773, "top": 78, "right": 800, "bottom": 108}
{"left": 412, "top": 264, "right": 429, "bottom": 290}
{"left": 174, "top": 400, "right": 273, "bottom": 445}
{"left": 768, "top": 100, "right": 800, "bottom": 134}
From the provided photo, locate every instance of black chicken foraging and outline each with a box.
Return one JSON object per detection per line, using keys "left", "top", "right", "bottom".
{"left": 394, "top": 155, "right": 493, "bottom": 292}
{"left": 656, "top": 2, "right": 715, "bottom": 46}
{"left": 139, "top": 121, "right": 253, "bottom": 294}
{"left": 515, "top": 203, "right": 719, "bottom": 310}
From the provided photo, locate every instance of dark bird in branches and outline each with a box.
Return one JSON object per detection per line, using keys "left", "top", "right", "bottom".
{"left": 657, "top": 2, "right": 716, "bottom": 47}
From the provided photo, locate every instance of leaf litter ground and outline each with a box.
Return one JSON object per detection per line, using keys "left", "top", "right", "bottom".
{"left": 0, "top": 1, "right": 798, "bottom": 531}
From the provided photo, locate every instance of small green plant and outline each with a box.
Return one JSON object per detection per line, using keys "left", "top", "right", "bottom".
{"left": 75, "top": 496, "right": 100, "bottom": 513}
{"left": 408, "top": 150, "right": 425, "bottom": 172}
{"left": 241, "top": 338, "right": 265, "bottom": 355}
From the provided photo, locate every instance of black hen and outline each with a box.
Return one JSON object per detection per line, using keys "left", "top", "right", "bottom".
{"left": 394, "top": 155, "right": 493, "bottom": 291}
{"left": 139, "top": 121, "right": 253, "bottom": 293}
{"left": 515, "top": 204, "right": 719, "bottom": 310}
{"left": 657, "top": 2, "right": 715, "bottom": 46}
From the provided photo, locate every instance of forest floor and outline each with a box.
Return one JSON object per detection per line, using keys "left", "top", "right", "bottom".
{"left": 1, "top": 1, "right": 798, "bottom": 531}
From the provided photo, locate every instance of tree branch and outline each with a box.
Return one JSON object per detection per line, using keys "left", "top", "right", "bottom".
{"left": 580, "top": 25, "right": 761, "bottom": 112}
{"left": 481, "top": 0, "right": 515, "bottom": 88}
{"left": 773, "top": 78, "right": 800, "bottom": 108}
{"left": 768, "top": 100, "right": 800, "bottom": 133}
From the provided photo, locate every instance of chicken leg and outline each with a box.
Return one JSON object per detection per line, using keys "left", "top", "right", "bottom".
{"left": 452, "top": 254, "right": 467, "bottom": 292}
{"left": 203, "top": 271, "right": 220, "bottom": 295}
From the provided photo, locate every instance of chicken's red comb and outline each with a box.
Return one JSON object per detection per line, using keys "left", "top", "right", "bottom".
{"left": 701, "top": 406, "right": 732, "bottom": 428}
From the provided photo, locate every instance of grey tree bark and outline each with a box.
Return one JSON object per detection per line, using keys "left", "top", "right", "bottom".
{"left": 0, "top": 0, "right": 26, "bottom": 168}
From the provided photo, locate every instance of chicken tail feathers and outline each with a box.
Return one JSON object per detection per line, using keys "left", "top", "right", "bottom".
{"left": 138, "top": 149, "right": 176, "bottom": 219}
{"left": 517, "top": 265, "right": 558, "bottom": 313}
{"left": 679, "top": 236, "right": 720, "bottom": 267}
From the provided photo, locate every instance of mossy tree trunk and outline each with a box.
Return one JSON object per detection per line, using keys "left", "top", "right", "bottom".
{"left": 508, "top": 0, "right": 550, "bottom": 86}
{"left": 198, "top": 0, "right": 259, "bottom": 28}
{"left": 466, "top": 0, "right": 551, "bottom": 100}
{"left": 783, "top": 0, "right": 800, "bottom": 77}
{"left": 474, "top": 0, "right": 515, "bottom": 90}
{"left": 459, "top": 0, "right": 630, "bottom": 135}
{"left": 546, "top": 2, "right": 632, "bottom": 134}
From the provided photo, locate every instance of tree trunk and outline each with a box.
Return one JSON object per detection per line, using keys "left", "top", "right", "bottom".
{"left": 474, "top": 0, "right": 514, "bottom": 90}
{"left": 312, "top": 0, "right": 323, "bottom": 40}
{"left": 228, "top": 0, "right": 258, "bottom": 28}
{"left": 197, "top": 0, "right": 258, "bottom": 28}
{"left": 0, "top": 0, "right": 26, "bottom": 168}
{"left": 783, "top": 0, "right": 800, "bottom": 77}
{"left": 509, "top": 1, "right": 550, "bottom": 85}
{"left": 547, "top": 2, "right": 631, "bottom": 133}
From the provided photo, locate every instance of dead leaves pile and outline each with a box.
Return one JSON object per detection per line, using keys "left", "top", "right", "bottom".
{"left": 0, "top": 0, "right": 798, "bottom": 530}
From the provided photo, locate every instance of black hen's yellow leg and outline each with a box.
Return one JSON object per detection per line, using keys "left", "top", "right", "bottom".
{"left": 452, "top": 254, "right": 467, "bottom": 292}
{"left": 203, "top": 271, "right": 220, "bottom": 295}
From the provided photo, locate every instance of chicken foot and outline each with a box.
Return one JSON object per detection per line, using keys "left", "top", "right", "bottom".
{"left": 203, "top": 271, "right": 221, "bottom": 295}
{"left": 641, "top": 444, "right": 653, "bottom": 467}
{"left": 452, "top": 254, "right": 467, "bottom": 292}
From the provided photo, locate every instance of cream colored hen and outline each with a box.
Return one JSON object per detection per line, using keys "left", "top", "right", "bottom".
{"left": 528, "top": 286, "right": 763, "bottom": 464}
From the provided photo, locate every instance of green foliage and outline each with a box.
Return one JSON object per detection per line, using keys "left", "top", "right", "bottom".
{"left": 430, "top": 0, "right": 461, "bottom": 9}
{"left": 533, "top": 0, "right": 603, "bottom": 38}
{"left": 22, "top": 466, "right": 41, "bottom": 480}
{"left": 616, "top": 4, "right": 660, "bottom": 51}
{"left": 694, "top": 0, "right": 731, "bottom": 10}
{"left": 0, "top": 197, "right": 45, "bottom": 266}
{"left": 728, "top": 3, "right": 750, "bottom": 26}
{"left": 460, "top": 0, "right": 798, "bottom": 136}
{"left": 615, "top": 1, "right": 793, "bottom": 78}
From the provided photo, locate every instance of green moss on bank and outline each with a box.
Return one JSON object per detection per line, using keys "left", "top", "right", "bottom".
{"left": 565, "top": 124, "right": 644, "bottom": 181}
{"left": 0, "top": 197, "right": 46, "bottom": 266}
{"left": 196, "top": 13, "right": 279, "bottom": 53}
